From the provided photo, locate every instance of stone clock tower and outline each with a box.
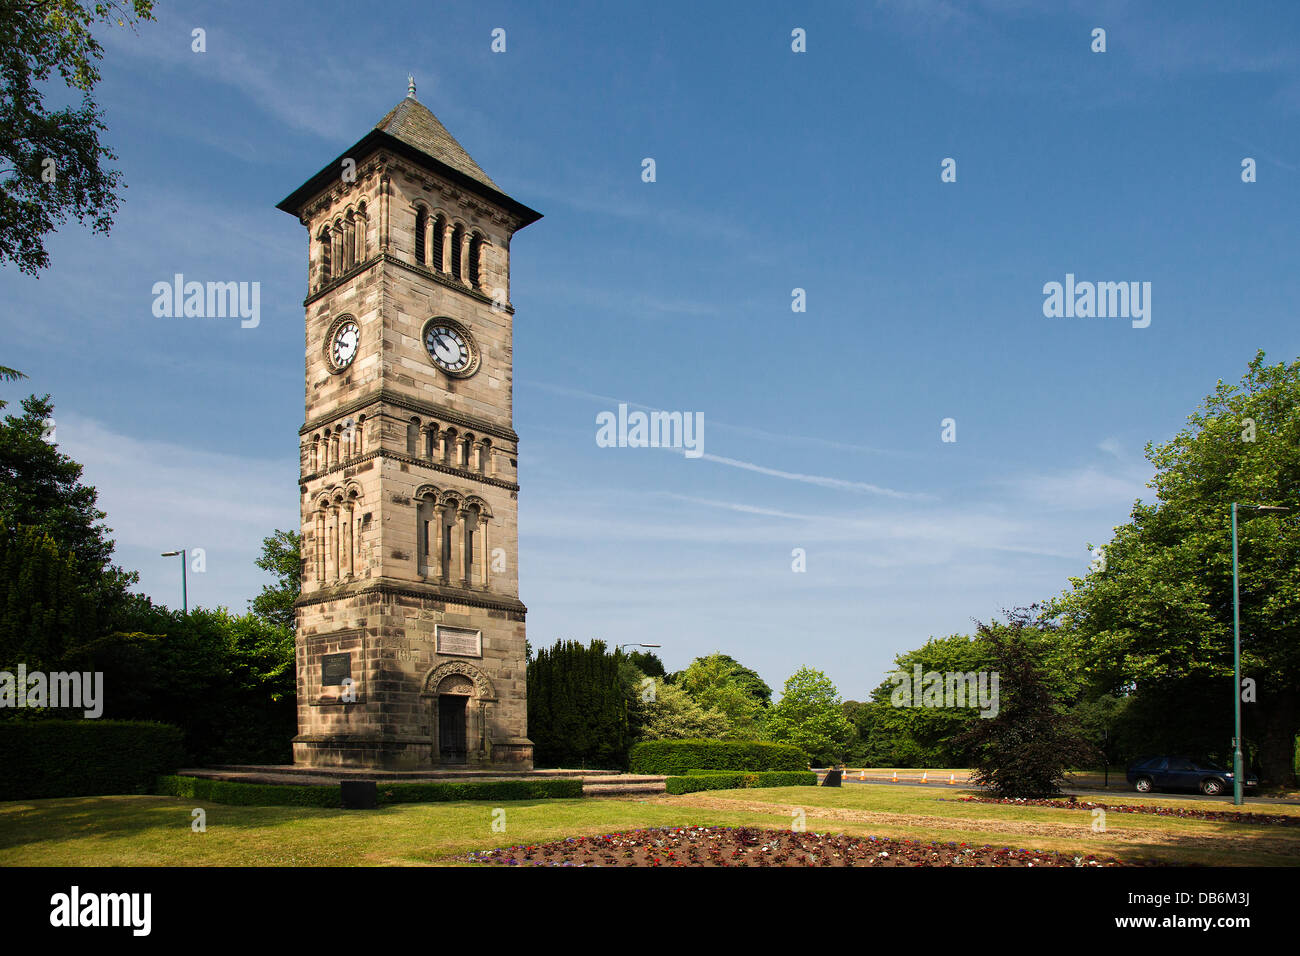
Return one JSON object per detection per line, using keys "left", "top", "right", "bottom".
{"left": 277, "top": 81, "right": 541, "bottom": 770}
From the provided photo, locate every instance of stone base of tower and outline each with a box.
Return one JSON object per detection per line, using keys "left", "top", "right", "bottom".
{"left": 294, "top": 584, "right": 531, "bottom": 772}
{"left": 292, "top": 735, "right": 533, "bottom": 771}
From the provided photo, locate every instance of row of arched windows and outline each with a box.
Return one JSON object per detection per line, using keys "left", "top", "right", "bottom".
{"left": 413, "top": 205, "right": 489, "bottom": 290}
{"left": 316, "top": 202, "right": 368, "bottom": 289}
{"left": 312, "top": 486, "right": 363, "bottom": 584}
{"left": 307, "top": 483, "right": 496, "bottom": 590}
{"left": 307, "top": 416, "right": 366, "bottom": 474}
{"left": 406, "top": 417, "right": 496, "bottom": 476}
{"left": 414, "top": 486, "right": 494, "bottom": 589}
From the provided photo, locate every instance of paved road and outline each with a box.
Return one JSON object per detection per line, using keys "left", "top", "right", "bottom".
{"left": 826, "top": 774, "right": 1300, "bottom": 806}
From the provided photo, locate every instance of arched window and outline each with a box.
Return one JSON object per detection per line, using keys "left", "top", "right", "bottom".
{"left": 407, "top": 418, "right": 421, "bottom": 456}
{"left": 414, "top": 207, "right": 428, "bottom": 265}
{"left": 332, "top": 221, "right": 344, "bottom": 278}
{"left": 343, "top": 214, "right": 356, "bottom": 271}
{"left": 343, "top": 489, "right": 359, "bottom": 578}
{"left": 318, "top": 228, "right": 332, "bottom": 285}
{"left": 314, "top": 501, "right": 328, "bottom": 583}
{"left": 468, "top": 233, "right": 483, "bottom": 288}
{"left": 450, "top": 224, "right": 464, "bottom": 280}
{"left": 310, "top": 435, "right": 320, "bottom": 473}
{"left": 354, "top": 203, "right": 367, "bottom": 262}
{"left": 425, "top": 423, "right": 438, "bottom": 461}
{"left": 432, "top": 214, "right": 446, "bottom": 271}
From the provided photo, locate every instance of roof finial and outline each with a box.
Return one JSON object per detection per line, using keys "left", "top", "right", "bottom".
{"left": 407, "top": 74, "right": 417, "bottom": 99}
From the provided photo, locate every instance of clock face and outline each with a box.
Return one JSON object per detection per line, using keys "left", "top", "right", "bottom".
{"left": 424, "top": 323, "right": 474, "bottom": 374}
{"left": 330, "top": 320, "right": 359, "bottom": 370}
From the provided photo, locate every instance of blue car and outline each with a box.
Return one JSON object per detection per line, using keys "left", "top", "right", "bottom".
{"left": 1126, "top": 756, "right": 1258, "bottom": 796}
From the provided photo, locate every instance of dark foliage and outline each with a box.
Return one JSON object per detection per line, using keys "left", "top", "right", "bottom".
{"left": 0, "top": 720, "right": 184, "bottom": 799}
{"left": 527, "top": 639, "right": 631, "bottom": 768}
{"left": 956, "top": 615, "right": 1102, "bottom": 797}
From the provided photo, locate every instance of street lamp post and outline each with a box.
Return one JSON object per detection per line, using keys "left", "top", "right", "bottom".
{"left": 1230, "top": 503, "right": 1291, "bottom": 805}
{"left": 161, "top": 550, "right": 187, "bottom": 615}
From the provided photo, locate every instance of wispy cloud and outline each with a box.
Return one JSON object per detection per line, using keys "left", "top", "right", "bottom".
{"left": 696, "top": 452, "right": 928, "bottom": 499}
{"left": 55, "top": 412, "right": 296, "bottom": 610}
{"left": 522, "top": 381, "right": 912, "bottom": 457}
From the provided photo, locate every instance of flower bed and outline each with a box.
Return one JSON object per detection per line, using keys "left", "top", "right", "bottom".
{"left": 462, "top": 825, "right": 1128, "bottom": 867}
{"left": 954, "top": 795, "right": 1300, "bottom": 826}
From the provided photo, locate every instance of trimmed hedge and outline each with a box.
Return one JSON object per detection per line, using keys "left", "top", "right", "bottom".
{"left": 157, "top": 775, "right": 340, "bottom": 807}
{"left": 686, "top": 769, "right": 744, "bottom": 775}
{"left": 155, "top": 775, "right": 584, "bottom": 807}
{"left": 376, "top": 779, "right": 583, "bottom": 803}
{"left": 665, "top": 771, "right": 817, "bottom": 794}
{"left": 0, "top": 720, "right": 185, "bottom": 800}
{"left": 629, "top": 739, "right": 809, "bottom": 775}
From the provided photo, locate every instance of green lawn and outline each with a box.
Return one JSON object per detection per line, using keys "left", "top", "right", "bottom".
{"left": 1, "top": 783, "right": 1296, "bottom": 866}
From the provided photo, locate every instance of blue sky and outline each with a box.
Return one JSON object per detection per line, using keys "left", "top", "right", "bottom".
{"left": 4, "top": 0, "right": 1300, "bottom": 700}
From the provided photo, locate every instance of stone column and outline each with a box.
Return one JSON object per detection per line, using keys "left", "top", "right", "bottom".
{"left": 478, "top": 514, "right": 489, "bottom": 588}
{"left": 477, "top": 700, "right": 488, "bottom": 759}
{"left": 379, "top": 172, "right": 390, "bottom": 252}
{"left": 328, "top": 508, "right": 339, "bottom": 582}
{"left": 461, "top": 511, "right": 473, "bottom": 589}
{"left": 449, "top": 513, "right": 462, "bottom": 585}
{"left": 441, "top": 221, "right": 453, "bottom": 273}
{"left": 345, "top": 502, "right": 355, "bottom": 577}
{"left": 429, "top": 696, "right": 440, "bottom": 765}
{"left": 315, "top": 513, "right": 325, "bottom": 582}
{"left": 434, "top": 504, "right": 448, "bottom": 581}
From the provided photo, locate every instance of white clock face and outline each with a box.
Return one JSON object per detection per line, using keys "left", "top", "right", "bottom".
{"left": 425, "top": 324, "right": 472, "bottom": 373}
{"left": 331, "top": 320, "right": 359, "bottom": 370}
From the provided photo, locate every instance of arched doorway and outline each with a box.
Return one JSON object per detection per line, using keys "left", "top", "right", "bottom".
{"left": 436, "top": 675, "right": 472, "bottom": 763}
{"left": 422, "top": 660, "right": 498, "bottom": 766}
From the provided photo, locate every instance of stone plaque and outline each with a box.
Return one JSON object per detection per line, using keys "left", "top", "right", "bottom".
{"left": 436, "top": 625, "right": 482, "bottom": 658}
{"left": 321, "top": 652, "right": 351, "bottom": 686}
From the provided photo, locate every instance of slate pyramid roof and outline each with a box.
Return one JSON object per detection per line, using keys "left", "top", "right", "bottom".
{"left": 372, "top": 95, "right": 500, "bottom": 193}
{"left": 278, "top": 91, "right": 540, "bottom": 228}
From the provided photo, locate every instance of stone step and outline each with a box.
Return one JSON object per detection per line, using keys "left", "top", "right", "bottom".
{"left": 583, "top": 784, "right": 665, "bottom": 797}
{"left": 580, "top": 774, "right": 667, "bottom": 797}
{"left": 176, "top": 766, "right": 667, "bottom": 794}
{"left": 198, "top": 764, "right": 622, "bottom": 780}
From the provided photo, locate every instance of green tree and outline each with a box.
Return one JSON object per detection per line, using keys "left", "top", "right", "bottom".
{"left": 710, "top": 653, "right": 772, "bottom": 707}
{"left": 98, "top": 598, "right": 297, "bottom": 762}
{"left": 678, "top": 653, "right": 766, "bottom": 738}
{"left": 527, "top": 640, "right": 630, "bottom": 768}
{"left": 0, "top": 394, "right": 134, "bottom": 594}
{"left": 635, "top": 677, "right": 733, "bottom": 741}
{"left": 854, "top": 634, "right": 997, "bottom": 767}
{"left": 0, "top": 0, "right": 155, "bottom": 274}
{"left": 1051, "top": 352, "right": 1300, "bottom": 785}
{"left": 627, "top": 649, "right": 665, "bottom": 678}
{"left": 0, "top": 525, "right": 99, "bottom": 675}
{"left": 250, "top": 529, "right": 301, "bottom": 632}
{"left": 765, "top": 667, "right": 856, "bottom": 765}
